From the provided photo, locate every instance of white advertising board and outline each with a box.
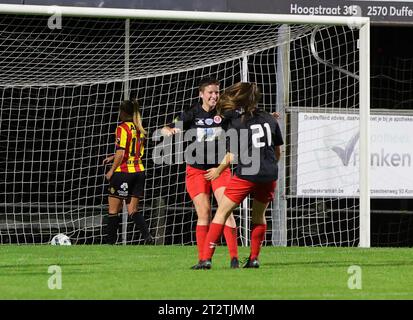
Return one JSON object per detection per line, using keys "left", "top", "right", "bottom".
{"left": 297, "top": 113, "right": 413, "bottom": 198}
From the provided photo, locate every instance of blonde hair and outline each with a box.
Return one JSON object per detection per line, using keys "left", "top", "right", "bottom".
{"left": 120, "top": 99, "right": 147, "bottom": 136}
{"left": 216, "top": 82, "right": 261, "bottom": 118}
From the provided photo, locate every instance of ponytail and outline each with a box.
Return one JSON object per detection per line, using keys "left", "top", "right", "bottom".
{"left": 120, "top": 99, "right": 147, "bottom": 136}
{"left": 131, "top": 99, "right": 147, "bottom": 136}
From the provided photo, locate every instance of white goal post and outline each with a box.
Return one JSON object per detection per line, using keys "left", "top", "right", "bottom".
{"left": 0, "top": 4, "right": 370, "bottom": 247}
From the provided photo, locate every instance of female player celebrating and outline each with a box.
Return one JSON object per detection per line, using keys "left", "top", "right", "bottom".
{"left": 162, "top": 78, "right": 239, "bottom": 269}
{"left": 200, "top": 82, "right": 284, "bottom": 269}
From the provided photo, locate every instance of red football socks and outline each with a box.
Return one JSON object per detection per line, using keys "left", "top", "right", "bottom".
{"left": 202, "top": 222, "right": 225, "bottom": 260}
{"left": 195, "top": 225, "right": 209, "bottom": 261}
{"left": 223, "top": 225, "right": 238, "bottom": 259}
{"left": 250, "top": 224, "right": 267, "bottom": 260}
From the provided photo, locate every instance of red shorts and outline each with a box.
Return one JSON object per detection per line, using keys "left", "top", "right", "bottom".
{"left": 224, "top": 175, "right": 277, "bottom": 205}
{"left": 185, "top": 165, "right": 231, "bottom": 200}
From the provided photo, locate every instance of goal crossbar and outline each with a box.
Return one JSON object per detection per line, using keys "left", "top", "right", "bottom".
{"left": 0, "top": 4, "right": 370, "bottom": 26}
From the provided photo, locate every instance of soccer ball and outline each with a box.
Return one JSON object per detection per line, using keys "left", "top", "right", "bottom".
{"left": 51, "top": 233, "right": 71, "bottom": 246}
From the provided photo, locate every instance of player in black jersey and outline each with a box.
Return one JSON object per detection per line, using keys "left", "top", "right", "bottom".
{"left": 162, "top": 78, "right": 239, "bottom": 269}
{"left": 201, "top": 82, "right": 284, "bottom": 269}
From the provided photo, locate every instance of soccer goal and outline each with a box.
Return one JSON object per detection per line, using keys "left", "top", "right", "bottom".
{"left": 0, "top": 4, "right": 370, "bottom": 247}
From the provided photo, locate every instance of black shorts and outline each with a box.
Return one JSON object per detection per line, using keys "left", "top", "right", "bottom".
{"left": 108, "top": 172, "right": 145, "bottom": 199}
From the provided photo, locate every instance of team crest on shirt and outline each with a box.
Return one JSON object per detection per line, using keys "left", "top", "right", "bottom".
{"left": 205, "top": 118, "right": 214, "bottom": 126}
{"left": 213, "top": 115, "right": 222, "bottom": 124}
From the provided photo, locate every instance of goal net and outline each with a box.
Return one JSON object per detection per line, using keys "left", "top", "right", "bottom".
{"left": 0, "top": 5, "right": 370, "bottom": 246}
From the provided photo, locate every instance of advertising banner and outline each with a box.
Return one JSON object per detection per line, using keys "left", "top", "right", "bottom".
{"left": 297, "top": 112, "right": 413, "bottom": 198}
{"left": 23, "top": 1, "right": 413, "bottom": 24}
{"left": 285, "top": 0, "right": 413, "bottom": 24}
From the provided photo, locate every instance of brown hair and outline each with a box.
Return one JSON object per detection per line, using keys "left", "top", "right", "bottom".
{"left": 216, "top": 82, "right": 261, "bottom": 118}
{"left": 198, "top": 77, "right": 220, "bottom": 92}
{"left": 119, "top": 99, "right": 147, "bottom": 136}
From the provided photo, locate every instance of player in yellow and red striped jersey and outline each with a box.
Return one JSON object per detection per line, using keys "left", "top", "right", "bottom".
{"left": 114, "top": 121, "right": 145, "bottom": 174}
{"left": 103, "top": 99, "right": 153, "bottom": 245}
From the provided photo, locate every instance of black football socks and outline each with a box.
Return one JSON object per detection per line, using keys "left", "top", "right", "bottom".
{"left": 106, "top": 214, "right": 119, "bottom": 244}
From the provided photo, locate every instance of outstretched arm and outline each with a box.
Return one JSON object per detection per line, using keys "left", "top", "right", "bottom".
{"left": 161, "top": 125, "right": 182, "bottom": 137}
{"left": 162, "top": 108, "right": 194, "bottom": 137}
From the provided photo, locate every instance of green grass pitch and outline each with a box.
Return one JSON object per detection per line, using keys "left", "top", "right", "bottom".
{"left": 1, "top": 245, "right": 413, "bottom": 300}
